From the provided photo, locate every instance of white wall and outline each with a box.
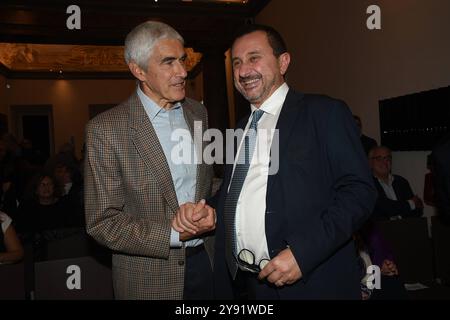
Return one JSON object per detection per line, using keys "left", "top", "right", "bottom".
{"left": 4, "top": 79, "right": 136, "bottom": 158}
{"left": 1, "top": 75, "right": 204, "bottom": 159}
{"left": 257, "top": 0, "right": 450, "bottom": 215}
{"left": 392, "top": 151, "right": 435, "bottom": 217}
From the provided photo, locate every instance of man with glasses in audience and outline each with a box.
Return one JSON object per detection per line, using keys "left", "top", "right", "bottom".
{"left": 369, "top": 146, "right": 424, "bottom": 220}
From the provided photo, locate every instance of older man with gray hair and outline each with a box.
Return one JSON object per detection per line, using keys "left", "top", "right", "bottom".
{"left": 84, "top": 21, "right": 215, "bottom": 299}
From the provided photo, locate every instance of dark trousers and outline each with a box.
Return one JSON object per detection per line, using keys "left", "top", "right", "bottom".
{"left": 233, "top": 269, "right": 280, "bottom": 300}
{"left": 183, "top": 245, "right": 214, "bottom": 300}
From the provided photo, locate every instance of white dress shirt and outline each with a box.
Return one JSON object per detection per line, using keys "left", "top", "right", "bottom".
{"left": 376, "top": 174, "right": 415, "bottom": 220}
{"left": 231, "top": 83, "right": 289, "bottom": 264}
{"left": 377, "top": 174, "right": 398, "bottom": 201}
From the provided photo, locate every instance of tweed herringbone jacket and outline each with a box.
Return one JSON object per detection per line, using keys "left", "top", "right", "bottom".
{"left": 84, "top": 93, "right": 214, "bottom": 299}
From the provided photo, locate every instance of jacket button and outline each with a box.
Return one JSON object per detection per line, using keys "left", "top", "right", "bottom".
{"left": 178, "top": 260, "right": 185, "bottom": 266}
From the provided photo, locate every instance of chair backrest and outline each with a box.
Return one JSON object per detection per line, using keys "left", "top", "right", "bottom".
{"left": 34, "top": 256, "right": 113, "bottom": 300}
{"left": 0, "top": 262, "right": 25, "bottom": 299}
{"left": 431, "top": 216, "right": 450, "bottom": 283}
{"left": 41, "top": 228, "right": 91, "bottom": 261}
{"left": 375, "top": 217, "right": 434, "bottom": 283}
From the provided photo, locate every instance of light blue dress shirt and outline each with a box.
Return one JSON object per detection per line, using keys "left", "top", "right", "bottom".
{"left": 137, "top": 86, "right": 201, "bottom": 247}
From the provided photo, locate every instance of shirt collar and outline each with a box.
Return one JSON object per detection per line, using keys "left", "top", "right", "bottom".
{"left": 376, "top": 173, "right": 395, "bottom": 186}
{"left": 137, "top": 85, "right": 182, "bottom": 120}
{"left": 250, "top": 82, "right": 289, "bottom": 116}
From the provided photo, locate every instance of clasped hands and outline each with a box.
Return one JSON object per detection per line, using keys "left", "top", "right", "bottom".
{"left": 171, "top": 200, "right": 302, "bottom": 288}
{"left": 172, "top": 199, "right": 216, "bottom": 241}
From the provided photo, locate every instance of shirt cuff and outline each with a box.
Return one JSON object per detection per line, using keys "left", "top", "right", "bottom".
{"left": 170, "top": 228, "right": 182, "bottom": 248}
{"left": 407, "top": 199, "right": 416, "bottom": 210}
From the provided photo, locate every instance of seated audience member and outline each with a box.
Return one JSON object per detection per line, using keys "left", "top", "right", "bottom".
{"left": 355, "top": 221, "right": 408, "bottom": 300}
{"left": 45, "top": 143, "right": 80, "bottom": 179}
{"left": 353, "top": 115, "right": 378, "bottom": 155}
{"left": 431, "top": 134, "right": 450, "bottom": 224}
{"left": 369, "top": 146, "right": 423, "bottom": 220}
{"left": 15, "top": 173, "right": 81, "bottom": 260}
{"left": 53, "top": 163, "right": 83, "bottom": 200}
{"left": 45, "top": 144, "right": 83, "bottom": 210}
{"left": 53, "top": 163, "right": 84, "bottom": 227}
{"left": 15, "top": 139, "right": 47, "bottom": 201}
{"left": 0, "top": 211, "right": 24, "bottom": 264}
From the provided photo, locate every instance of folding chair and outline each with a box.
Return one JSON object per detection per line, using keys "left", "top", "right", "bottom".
{"left": 34, "top": 256, "right": 113, "bottom": 300}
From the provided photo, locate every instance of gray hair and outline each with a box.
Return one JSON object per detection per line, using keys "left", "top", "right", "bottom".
{"left": 124, "top": 21, "right": 184, "bottom": 70}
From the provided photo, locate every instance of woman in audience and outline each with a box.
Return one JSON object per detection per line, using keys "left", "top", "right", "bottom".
{"left": 0, "top": 211, "right": 24, "bottom": 264}
{"left": 16, "top": 174, "right": 62, "bottom": 232}
{"left": 16, "top": 173, "right": 79, "bottom": 260}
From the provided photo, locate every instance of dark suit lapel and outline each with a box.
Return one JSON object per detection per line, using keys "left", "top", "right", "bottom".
{"left": 182, "top": 100, "right": 205, "bottom": 202}
{"left": 128, "top": 93, "right": 179, "bottom": 216}
{"left": 266, "top": 89, "right": 305, "bottom": 196}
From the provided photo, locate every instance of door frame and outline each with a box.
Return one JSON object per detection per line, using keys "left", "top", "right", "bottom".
{"left": 10, "top": 104, "right": 55, "bottom": 157}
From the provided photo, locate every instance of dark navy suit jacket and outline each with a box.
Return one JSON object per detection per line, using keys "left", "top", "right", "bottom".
{"left": 213, "top": 89, "right": 377, "bottom": 299}
{"left": 372, "top": 175, "right": 423, "bottom": 220}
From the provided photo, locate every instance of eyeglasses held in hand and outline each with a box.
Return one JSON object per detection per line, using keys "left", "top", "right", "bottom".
{"left": 235, "top": 248, "right": 270, "bottom": 274}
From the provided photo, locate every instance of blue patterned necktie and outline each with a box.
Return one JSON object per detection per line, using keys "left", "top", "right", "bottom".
{"left": 224, "top": 109, "right": 264, "bottom": 278}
